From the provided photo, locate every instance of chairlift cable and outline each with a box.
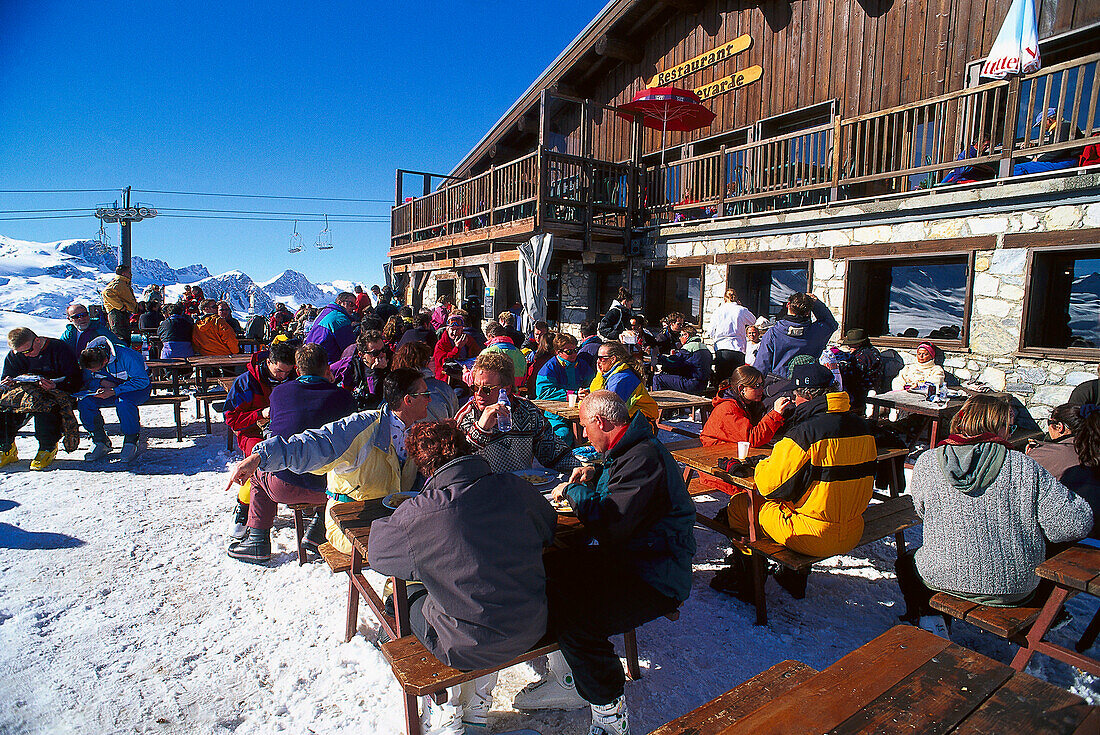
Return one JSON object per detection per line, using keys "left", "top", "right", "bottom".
{"left": 132, "top": 189, "right": 390, "bottom": 203}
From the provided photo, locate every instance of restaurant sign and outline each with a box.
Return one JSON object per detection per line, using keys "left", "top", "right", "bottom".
{"left": 647, "top": 34, "right": 752, "bottom": 88}
{"left": 694, "top": 65, "right": 762, "bottom": 102}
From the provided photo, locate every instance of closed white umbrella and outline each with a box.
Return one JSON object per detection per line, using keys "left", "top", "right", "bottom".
{"left": 518, "top": 233, "right": 553, "bottom": 332}
{"left": 980, "top": 0, "right": 1040, "bottom": 79}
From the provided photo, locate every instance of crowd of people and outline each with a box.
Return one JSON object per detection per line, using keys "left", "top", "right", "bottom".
{"left": 5, "top": 267, "right": 1098, "bottom": 735}
{"left": 205, "top": 281, "right": 1092, "bottom": 735}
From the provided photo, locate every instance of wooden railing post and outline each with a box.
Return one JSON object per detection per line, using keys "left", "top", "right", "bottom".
{"left": 718, "top": 145, "right": 727, "bottom": 215}
{"left": 537, "top": 148, "right": 547, "bottom": 228}
{"left": 489, "top": 164, "right": 496, "bottom": 226}
{"left": 999, "top": 76, "right": 1021, "bottom": 179}
{"left": 831, "top": 115, "right": 842, "bottom": 201}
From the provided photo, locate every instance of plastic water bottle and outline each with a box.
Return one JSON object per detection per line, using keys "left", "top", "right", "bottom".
{"left": 937, "top": 382, "right": 948, "bottom": 406}
{"left": 496, "top": 391, "right": 512, "bottom": 432}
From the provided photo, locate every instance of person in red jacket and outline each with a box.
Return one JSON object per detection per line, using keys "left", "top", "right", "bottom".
{"left": 700, "top": 365, "right": 791, "bottom": 494}
{"left": 222, "top": 341, "right": 298, "bottom": 541}
{"left": 432, "top": 311, "right": 481, "bottom": 380}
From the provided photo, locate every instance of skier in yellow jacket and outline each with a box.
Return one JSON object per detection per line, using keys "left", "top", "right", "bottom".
{"left": 102, "top": 264, "right": 139, "bottom": 342}
{"left": 713, "top": 363, "right": 877, "bottom": 599}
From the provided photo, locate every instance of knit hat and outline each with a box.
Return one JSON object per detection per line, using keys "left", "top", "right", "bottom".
{"left": 916, "top": 341, "right": 936, "bottom": 361}
{"left": 785, "top": 353, "right": 816, "bottom": 379}
{"left": 791, "top": 363, "right": 835, "bottom": 389}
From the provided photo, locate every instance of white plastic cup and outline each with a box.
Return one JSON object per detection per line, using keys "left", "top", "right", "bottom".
{"left": 567, "top": 391, "right": 577, "bottom": 407}
{"left": 737, "top": 441, "right": 750, "bottom": 460}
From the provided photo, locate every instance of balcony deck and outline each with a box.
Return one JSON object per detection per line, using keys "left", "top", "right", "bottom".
{"left": 391, "top": 53, "right": 1100, "bottom": 265}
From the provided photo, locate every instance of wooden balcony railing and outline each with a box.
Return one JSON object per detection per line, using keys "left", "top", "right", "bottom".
{"left": 391, "top": 149, "right": 632, "bottom": 250}
{"left": 642, "top": 51, "right": 1100, "bottom": 225}
{"left": 391, "top": 53, "right": 1100, "bottom": 248}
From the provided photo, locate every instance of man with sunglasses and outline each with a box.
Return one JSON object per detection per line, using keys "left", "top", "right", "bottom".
{"left": 1, "top": 327, "right": 82, "bottom": 470}
{"left": 340, "top": 330, "right": 390, "bottom": 410}
{"left": 535, "top": 333, "right": 594, "bottom": 443}
{"left": 60, "top": 302, "right": 123, "bottom": 357}
{"left": 455, "top": 352, "right": 578, "bottom": 475}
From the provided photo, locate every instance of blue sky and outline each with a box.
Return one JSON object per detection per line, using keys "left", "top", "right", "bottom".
{"left": 0, "top": 1, "right": 602, "bottom": 286}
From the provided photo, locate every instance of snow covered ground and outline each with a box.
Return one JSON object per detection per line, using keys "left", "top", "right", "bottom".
{"left": 0, "top": 409, "right": 1097, "bottom": 735}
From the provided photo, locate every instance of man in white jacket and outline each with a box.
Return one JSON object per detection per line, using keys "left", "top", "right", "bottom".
{"left": 708, "top": 288, "right": 756, "bottom": 387}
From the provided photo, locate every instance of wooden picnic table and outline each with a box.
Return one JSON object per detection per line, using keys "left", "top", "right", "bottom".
{"left": 533, "top": 389, "right": 714, "bottom": 442}
{"left": 866, "top": 389, "right": 967, "bottom": 447}
{"left": 145, "top": 359, "right": 192, "bottom": 395}
{"left": 1011, "top": 544, "right": 1100, "bottom": 677}
{"left": 185, "top": 354, "right": 252, "bottom": 396}
{"left": 685, "top": 625, "right": 1097, "bottom": 735}
{"left": 672, "top": 440, "right": 914, "bottom": 624}
{"left": 330, "top": 493, "right": 586, "bottom": 642}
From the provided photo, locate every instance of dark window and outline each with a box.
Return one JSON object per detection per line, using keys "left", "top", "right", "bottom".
{"left": 845, "top": 256, "right": 969, "bottom": 342}
{"left": 757, "top": 101, "right": 834, "bottom": 139}
{"left": 727, "top": 262, "right": 811, "bottom": 321}
{"left": 645, "top": 268, "right": 703, "bottom": 326}
{"left": 436, "top": 278, "right": 456, "bottom": 304}
{"left": 546, "top": 269, "right": 561, "bottom": 324}
{"left": 1024, "top": 248, "right": 1100, "bottom": 351}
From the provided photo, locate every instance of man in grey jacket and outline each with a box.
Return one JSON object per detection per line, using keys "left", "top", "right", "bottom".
{"left": 369, "top": 420, "right": 557, "bottom": 735}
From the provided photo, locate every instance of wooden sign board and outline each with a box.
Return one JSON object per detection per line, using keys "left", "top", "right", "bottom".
{"left": 694, "top": 65, "right": 762, "bottom": 102}
{"left": 647, "top": 34, "right": 752, "bottom": 88}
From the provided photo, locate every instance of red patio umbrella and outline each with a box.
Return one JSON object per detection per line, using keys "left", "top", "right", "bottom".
{"left": 616, "top": 86, "right": 716, "bottom": 165}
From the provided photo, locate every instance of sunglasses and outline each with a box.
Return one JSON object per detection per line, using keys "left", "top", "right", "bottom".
{"left": 364, "top": 349, "right": 388, "bottom": 357}
{"left": 559, "top": 348, "right": 578, "bottom": 356}
{"left": 596, "top": 354, "right": 615, "bottom": 361}
{"left": 471, "top": 384, "right": 503, "bottom": 396}
{"left": 406, "top": 391, "right": 431, "bottom": 398}
{"left": 69, "top": 312, "right": 90, "bottom": 320}
{"left": 14, "top": 343, "right": 36, "bottom": 355}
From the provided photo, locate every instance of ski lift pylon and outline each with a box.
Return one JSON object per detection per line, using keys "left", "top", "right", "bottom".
{"left": 288, "top": 220, "right": 303, "bottom": 253}
{"left": 316, "top": 214, "right": 333, "bottom": 250}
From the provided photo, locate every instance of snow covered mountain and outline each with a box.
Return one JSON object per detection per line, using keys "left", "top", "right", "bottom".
{"left": 0, "top": 235, "right": 340, "bottom": 322}
{"left": 260, "top": 269, "right": 328, "bottom": 309}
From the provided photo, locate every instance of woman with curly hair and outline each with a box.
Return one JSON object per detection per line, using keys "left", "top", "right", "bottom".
{"left": 1059, "top": 406, "right": 1100, "bottom": 539}
{"left": 367, "top": 420, "right": 557, "bottom": 733}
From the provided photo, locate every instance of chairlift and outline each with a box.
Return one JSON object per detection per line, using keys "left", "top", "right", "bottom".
{"left": 316, "top": 214, "right": 333, "bottom": 250}
{"left": 288, "top": 220, "right": 303, "bottom": 253}
{"left": 94, "top": 221, "right": 111, "bottom": 247}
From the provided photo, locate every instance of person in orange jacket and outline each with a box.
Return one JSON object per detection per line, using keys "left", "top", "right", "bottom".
{"left": 700, "top": 365, "right": 790, "bottom": 494}
{"left": 192, "top": 299, "right": 239, "bottom": 356}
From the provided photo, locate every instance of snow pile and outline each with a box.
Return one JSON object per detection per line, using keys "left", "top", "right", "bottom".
{"left": 0, "top": 410, "right": 1096, "bottom": 734}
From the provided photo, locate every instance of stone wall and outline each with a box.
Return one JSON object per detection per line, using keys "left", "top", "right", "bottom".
{"left": 558, "top": 258, "right": 589, "bottom": 336}
{"left": 645, "top": 197, "right": 1100, "bottom": 418}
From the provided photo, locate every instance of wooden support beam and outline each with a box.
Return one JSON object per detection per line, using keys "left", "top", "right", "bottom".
{"left": 547, "top": 81, "right": 580, "bottom": 100}
{"left": 595, "top": 34, "right": 643, "bottom": 65}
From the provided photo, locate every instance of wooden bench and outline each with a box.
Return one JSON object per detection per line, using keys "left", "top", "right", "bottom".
{"left": 289, "top": 502, "right": 326, "bottom": 566}
{"left": 144, "top": 395, "right": 189, "bottom": 441}
{"left": 699, "top": 495, "right": 921, "bottom": 623}
{"left": 381, "top": 615, "right": 677, "bottom": 735}
{"left": 649, "top": 660, "right": 819, "bottom": 735}
{"left": 318, "top": 541, "right": 351, "bottom": 574}
{"left": 929, "top": 592, "right": 1047, "bottom": 646}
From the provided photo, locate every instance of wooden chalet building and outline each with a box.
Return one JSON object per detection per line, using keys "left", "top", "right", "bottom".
{"left": 390, "top": 0, "right": 1100, "bottom": 415}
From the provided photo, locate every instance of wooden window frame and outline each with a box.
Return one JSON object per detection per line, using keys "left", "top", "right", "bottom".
{"left": 1017, "top": 243, "right": 1100, "bottom": 360}
{"left": 842, "top": 251, "right": 975, "bottom": 351}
